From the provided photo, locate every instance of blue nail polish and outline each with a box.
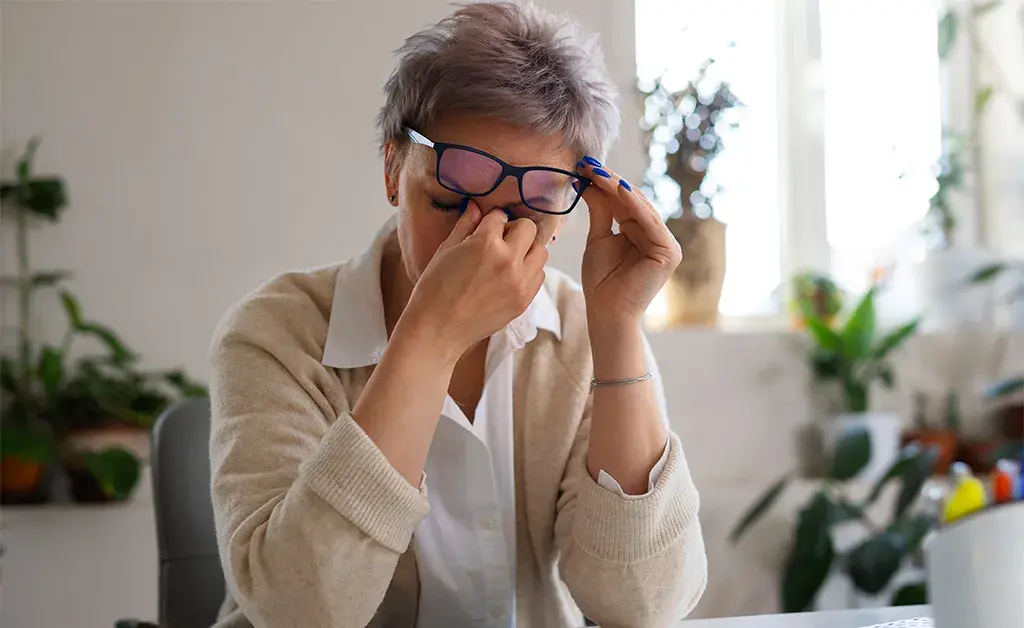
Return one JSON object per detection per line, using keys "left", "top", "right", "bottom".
{"left": 576, "top": 161, "right": 587, "bottom": 169}
{"left": 582, "top": 156, "right": 602, "bottom": 167}
{"left": 502, "top": 208, "right": 516, "bottom": 220}
{"left": 593, "top": 167, "right": 611, "bottom": 178}
{"left": 619, "top": 179, "right": 632, "bottom": 191}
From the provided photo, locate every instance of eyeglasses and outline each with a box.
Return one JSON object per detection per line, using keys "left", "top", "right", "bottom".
{"left": 406, "top": 128, "right": 590, "bottom": 216}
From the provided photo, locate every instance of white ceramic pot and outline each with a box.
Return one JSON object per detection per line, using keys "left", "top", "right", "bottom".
{"left": 926, "top": 503, "right": 1024, "bottom": 628}
{"left": 912, "top": 248, "right": 996, "bottom": 331}
{"left": 821, "top": 412, "right": 902, "bottom": 483}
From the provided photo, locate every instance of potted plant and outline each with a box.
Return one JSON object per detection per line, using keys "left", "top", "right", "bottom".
{"left": 806, "top": 288, "right": 920, "bottom": 482}
{"left": 49, "top": 292, "right": 208, "bottom": 503}
{"left": 790, "top": 271, "right": 844, "bottom": 330}
{"left": 0, "top": 138, "right": 68, "bottom": 503}
{"left": 640, "top": 58, "right": 741, "bottom": 326}
{"left": 731, "top": 429, "right": 941, "bottom": 612}
{"left": 914, "top": 1, "right": 1023, "bottom": 330}
{"left": 1, "top": 137, "right": 207, "bottom": 504}
{"left": 902, "top": 392, "right": 960, "bottom": 475}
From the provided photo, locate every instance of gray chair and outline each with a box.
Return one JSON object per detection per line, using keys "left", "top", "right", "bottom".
{"left": 151, "top": 397, "right": 225, "bottom": 628}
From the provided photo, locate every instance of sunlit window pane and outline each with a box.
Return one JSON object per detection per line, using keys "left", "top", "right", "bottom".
{"left": 636, "top": 0, "right": 781, "bottom": 317}
{"left": 820, "top": 0, "right": 942, "bottom": 295}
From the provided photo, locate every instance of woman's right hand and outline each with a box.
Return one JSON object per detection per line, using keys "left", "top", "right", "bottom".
{"left": 401, "top": 201, "right": 549, "bottom": 361}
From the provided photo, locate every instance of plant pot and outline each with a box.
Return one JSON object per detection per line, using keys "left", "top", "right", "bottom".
{"left": 955, "top": 439, "right": 1001, "bottom": 474}
{"left": 822, "top": 412, "right": 902, "bottom": 483}
{"left": 902, "top": 429, "right": 958, "bottom": 475}
{"left": 912, "top": 248, "right": 996, "bottom": 331}
{"left": 63, "top": 424, "right": 147, "bottom": 503}
{"left": 0, "top": 457, "right": 51, "bottom": 504}
{"left": 662, "top": 215, "right": 726, "bottom": 327}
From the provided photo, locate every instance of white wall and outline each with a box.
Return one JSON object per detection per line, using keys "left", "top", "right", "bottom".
{"left": 2, "top": 1, "right": 1023, "bottom": 627}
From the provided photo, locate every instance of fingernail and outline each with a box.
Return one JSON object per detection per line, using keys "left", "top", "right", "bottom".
{"left": 593, "top": 167, "right": 611, "bottom": 178}
{"left": 576, "top": 161, "right": 587, "bottom": 169}
{"left": 619, "top": 179, "right": 632, "bottom": 191}
{"left": 502, "top": 208, "right": 515, "bottom": 220}
{"left": 582, "top": 156, "right": 602, "bottom": 167}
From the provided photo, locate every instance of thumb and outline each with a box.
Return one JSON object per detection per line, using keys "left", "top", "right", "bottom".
{"left": 438, "top": 199, "right": 482, "bottom": 251}
{"left": 583, "top": 187, "right": 613, "bottom": 244}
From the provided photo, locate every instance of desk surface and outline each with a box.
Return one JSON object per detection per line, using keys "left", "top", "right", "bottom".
{"left": 678, "top": 606, "right": 931, "bottom": 627}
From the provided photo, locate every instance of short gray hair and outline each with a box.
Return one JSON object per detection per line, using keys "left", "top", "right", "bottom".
{"left": 377, "top": 2, "right": 620, "bottom": 160}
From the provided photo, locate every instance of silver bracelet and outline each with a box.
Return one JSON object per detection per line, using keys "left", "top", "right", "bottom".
{"left": 590, "top": 371, "right": 653, "bottom": 388}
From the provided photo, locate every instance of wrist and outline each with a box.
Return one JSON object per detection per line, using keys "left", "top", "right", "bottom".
{"left": 391, "top": 308, "right": 463, "bottom": 371}
{"left": 588, "top": 319, "right": 647, "bottom": 381}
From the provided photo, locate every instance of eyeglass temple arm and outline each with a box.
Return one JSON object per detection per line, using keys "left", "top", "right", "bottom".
{"left": 406, "top": 129, "right": 434, "bottom": 148}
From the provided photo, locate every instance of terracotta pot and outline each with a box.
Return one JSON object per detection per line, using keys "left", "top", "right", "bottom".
{"left": 995, "top": 403, "right": 1024, "bottom": 440}
{"left": 662, "top": 215, "right": 726, "bottom": 327}
{"left": 902, "top": 429, "right": 958, "bottom": 474}
{"left": 0, "top": 457, "right": 50, "bottom": 504}
{"left": 956, "top": 439, "right": 1000, "bottom": 474}
{"left": 64, "top": 425, "right": 150, "bottom": 460}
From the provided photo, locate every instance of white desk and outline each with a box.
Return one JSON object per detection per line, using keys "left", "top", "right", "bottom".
{"left": 678, "top": 606, "right": 931, "bottom": 627}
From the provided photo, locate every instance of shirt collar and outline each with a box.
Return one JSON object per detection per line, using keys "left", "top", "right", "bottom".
{"left": 321, "top": 216, "right": 561, "bottom": 369}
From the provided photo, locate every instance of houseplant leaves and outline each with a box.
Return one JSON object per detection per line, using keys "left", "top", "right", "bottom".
{"left": 781, "top": 492, "right": 835, "bottom": 612}
{"left": 81, "top": 447, "right": 141, "bottom": 501}
{"left": 730, "top": 474, "right": 790, "bottom": 543}
{"left": 829, "top": 423, "right": 871, "bottom": 480}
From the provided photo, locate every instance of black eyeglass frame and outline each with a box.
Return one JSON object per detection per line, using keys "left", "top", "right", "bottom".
{"left": 406, "top": 128, "right": 590, "bottom": 216}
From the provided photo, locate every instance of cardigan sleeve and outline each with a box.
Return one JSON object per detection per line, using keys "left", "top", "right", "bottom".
{"left": 209, "top": 300, "right": 429, "bottom": 628}
{"left": 553, "top": 348, "right": 707, "bottom": 628}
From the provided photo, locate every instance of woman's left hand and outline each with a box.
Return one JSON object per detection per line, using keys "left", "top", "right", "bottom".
{"left": 577, "top": 160, "right": 682, "bottom": 327}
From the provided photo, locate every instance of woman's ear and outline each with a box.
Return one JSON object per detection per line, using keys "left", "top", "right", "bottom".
{"left": 383, "top": 140, "right": 401, "bottom": 206}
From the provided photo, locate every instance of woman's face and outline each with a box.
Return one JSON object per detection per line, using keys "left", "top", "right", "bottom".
{"left": 385, "top": 115, "right": 576, "bottom": 285}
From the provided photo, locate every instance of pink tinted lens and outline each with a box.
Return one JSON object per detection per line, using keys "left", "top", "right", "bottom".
{"left": 437, "top": 148, "right": 502, "bottom": 194}
{"left": 522, "top": 170, "right": 578, "bottom": 214}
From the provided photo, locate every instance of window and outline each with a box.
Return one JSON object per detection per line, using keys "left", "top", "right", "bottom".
{"left": 636, "top": 0, "right": 782, "bottom": 317}
{"left": 635, "top": 0, "right": 942, "bottom": 319}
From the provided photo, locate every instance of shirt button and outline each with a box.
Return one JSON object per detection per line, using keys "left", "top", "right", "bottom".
{"left": 479, "top": 516, "right": 498, "bottom": 530}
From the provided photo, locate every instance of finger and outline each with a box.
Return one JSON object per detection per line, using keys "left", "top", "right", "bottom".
{"left": 620, "top": 218, "right": 682, "bottom": 267}
{"left": 439, "top": 200, "right": 482, "bottom": 250}
{"left": 503, "top": 217, "right": 538, "bottom": 258}
{"left": 474, "top": 207, "right": 509, "bottom": 240}
{"left": 578, "top": 161, "right": 676, "bottom": 250}
{"left": 524, "top": 238, "right": 549, "bottom": 273}
{"left": 581, "top": 184, "right": 613, "bottom": 244}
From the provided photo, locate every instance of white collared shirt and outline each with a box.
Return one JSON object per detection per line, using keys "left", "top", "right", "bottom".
{"left": 321, "top": 217, "right": 668, "bottom": 628}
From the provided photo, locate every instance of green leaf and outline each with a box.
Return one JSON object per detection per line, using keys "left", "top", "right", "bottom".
{"left": 877, "top": 364, "right": 894, "bottom": 388}
{"left": 12, "top": 178, "right": 68, "bottom": 222}
{"left": 37, "top": 345, "right": 64, "bottom": 396}
{"left": 895, "top": 512, "right": 936, "bottom": 552}
{"left": 894, "top": 446, "right": 940, "bottom": 520}
{"left": 983, "top": 377, "right": 1024, "bottom": 399}
{"left": 938, "top": 11, "right": 959, "bottom": 59}
{"left": 829, "top": 423, "right": 872, "bottom": 480}
{"left": 59, "top": 290, "right": 84, "bottom": 328}
{"left": 810, "top": 351, "right": 842, "bottom": 379}
{"left": 31, "top": 270, "right": 72, "bottom": 288}
{"left": 828, "top": 499, "right": 864, "bottom": 525}
{"left": 867, "top": 443, "right": 922, "bottom": 505}
{"left": 16, "top": 137, "right": 40, "bottom": 183}
{"left": 730, "top": 474, "right": 790, "bottom": 543}
{"left": 975, "top": 86, "right": 996, "bottom": 115}
{"left": 967, "top": 262, "right": 1005, "bottom": 285}
{"left": 806, "top": 316, "right": 843, "bottom": 352}
{"left": 79, "top": 323, "right": 136, "bottom": 365}
{"left": 871, "top": 319, "right": 920, "bottom": 361}
{"left": 781, "top": 492, "right": 835, "bottom": 612}
{"left": 0, "top": 424, "right": 54, "bottom": 462}
{"left": 0, "top": 356, "right": 19, "bottom": 394}
{"left": 841, "top": 289, "right": 876, "bottom": 361}
{"left": 972, "top": 1, "right": 1003, "bottom": 17}
{"left": 846, "top": 531, "right": 908, "bottom": 595}
{"left": 892, "top": 582, "right": 928, "bottom": 606}
{"left": 81, "top": 447, "right": 141, "bottom": 501}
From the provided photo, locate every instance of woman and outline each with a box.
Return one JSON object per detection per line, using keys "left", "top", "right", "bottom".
{"left": 209, "top": 3, "right": 706, "bottom": 627}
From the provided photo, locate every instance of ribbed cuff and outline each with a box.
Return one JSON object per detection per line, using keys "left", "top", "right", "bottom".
{"left": 574, "top": 433, "right": 700, "bottom": 564}
{"left": 301, "top": 413, "right": 430, "bottom": 554}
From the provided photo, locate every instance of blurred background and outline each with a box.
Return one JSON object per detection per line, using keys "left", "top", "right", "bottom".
{"left": 1, "top": 0, "right": 1022, "bottom": 626}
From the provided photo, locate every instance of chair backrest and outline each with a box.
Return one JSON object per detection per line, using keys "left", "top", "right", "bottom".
{"left": 151, "top": 397, "right": 224, "bottom": 628}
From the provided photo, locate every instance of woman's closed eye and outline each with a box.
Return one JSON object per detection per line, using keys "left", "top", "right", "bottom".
{"left": 430, "top": 197, "right": 469, "bottom": 213}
